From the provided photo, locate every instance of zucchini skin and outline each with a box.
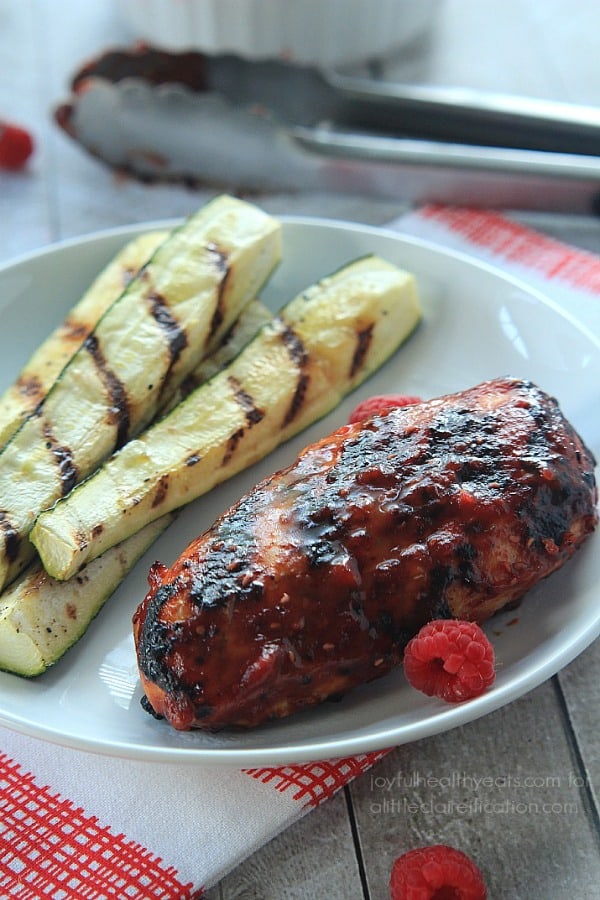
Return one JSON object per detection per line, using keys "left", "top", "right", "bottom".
{"left": 0, "top": 195, "right": 281, "bottom": 589}
{"left": 31, "top": 254, "right": 422, "bottom": 581}
{"left": 0, "top": 231, "right": 168, "bottom": 451}
{"left": 0, "top": 513, "right": 174, "bottom": 677}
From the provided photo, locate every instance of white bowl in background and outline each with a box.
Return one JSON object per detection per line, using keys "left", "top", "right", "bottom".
{"left": 115, "top": 0, "right": 437, "bottom": 67}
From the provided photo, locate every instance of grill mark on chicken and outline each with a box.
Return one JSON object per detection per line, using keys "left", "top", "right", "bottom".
{"left": 43, "top": 423, "right": 78, "bottom": 496}
{"left": 279, "top": 322, "right": 308, "bottom": 427}
{"left": 133, "top": 377, "right": 598, "bottom": 731}
{"left": 83, "top": 334, "right": 130, "bottom": 449}
{"left": 136, "top": 582, "right": 182, "bottom": 696}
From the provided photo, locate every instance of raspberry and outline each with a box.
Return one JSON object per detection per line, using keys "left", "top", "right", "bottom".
{"left": 0, "top": 121, "right": 34, "bottom": 170}
{"left": 347, "top": 393, "right": 421, "bottom": 424}
{"left": 403, "top": 619, "right": 495, "bottom": 703}
{"left": 390, "top": 844, "right": 487, "bottom": 899}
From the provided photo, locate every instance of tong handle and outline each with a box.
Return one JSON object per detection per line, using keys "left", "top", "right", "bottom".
{"left": 327, "top": 73, "right": 600, "bottom": 156}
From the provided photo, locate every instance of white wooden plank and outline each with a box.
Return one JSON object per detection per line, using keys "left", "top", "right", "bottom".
{"left": 0, "top": 0, "right": 53, "bottom": 257}
{"left": 558, "top": 641, "right": 600, "bottom": 809}
{"left": 206, "top": 789, "right": 364, "bottom": 900}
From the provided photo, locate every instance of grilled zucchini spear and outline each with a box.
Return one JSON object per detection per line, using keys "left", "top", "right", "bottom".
{"left": 0, "top": 224, "right": 269, "bottom": 444}
{"left": 32, "top": 255, "right": 422, "bottom": 581}
{"left": 0, "top": 194, "right": 282, "bottom": 590}
{"left": 0, "top": 303, "right": 271, "bottom": 678}
{"left": 0, "top": 230, "right": 168, "bottom": 451}
{"left": 0, "top": 514, "right": 174, "bottom": 677}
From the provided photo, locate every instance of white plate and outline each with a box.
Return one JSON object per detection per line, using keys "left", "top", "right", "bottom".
{"left": 0, "top": 217, "right": 598, "bottom": 766}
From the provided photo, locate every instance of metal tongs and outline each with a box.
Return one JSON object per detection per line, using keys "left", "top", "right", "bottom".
{"left": 55, "top": 47, "right": 600, "bottom": 212}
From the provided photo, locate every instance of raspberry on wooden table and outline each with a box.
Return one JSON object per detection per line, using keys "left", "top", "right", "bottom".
{"left": 347, "top": 393, "right": 422, "bottom": 423}
{"left": 403, "top": 619, "right": 496, "bottom": 703}
{"left": 390, "top": 844, "right": 488, "bottom": 899}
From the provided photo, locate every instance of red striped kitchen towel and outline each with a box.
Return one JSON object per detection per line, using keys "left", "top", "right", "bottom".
{"left": 0, "top": 738, "right": 388, "bottom": 899}
{"left": 1, "top": 206, "right": 599, "bottom": 899}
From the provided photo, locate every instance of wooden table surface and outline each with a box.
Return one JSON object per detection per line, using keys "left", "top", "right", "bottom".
{"left": 2, "top": 2, "right": 600, "bottom": 898}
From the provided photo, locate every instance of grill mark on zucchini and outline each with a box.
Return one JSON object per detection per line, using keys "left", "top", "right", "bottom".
{"left": 280, "top": 323, "right": 309, "bottom": 427}
{"left": 62, "top": 317, "right": 92, "bottom": 344}
{"left": 227, "top": 376, "right": 264, "bottom": 426}
{"left": 222, "top": 376, "right": 265, "bottom": 465}
{"left": 176, "top": 372, "right": 199, "bottom": 404}
{"left": 223, "top": 428, "right": 245, "bottom": 464}
{"left": 147, "top": 290, "right": 188, "bottom": 372}
{"left": 0, "top": 511, "right": 19, "bottom": 562}
{"left": 122, "top": 265, "right": 139, "bottom": 288}
{"left": 152, "top": 475, "right": 170, "bottom": 509}
{"left": 168, "top": 302, "right": 271, "bottom": 408}
{"left": 206, "top": 243, "right": 230, "bottom": 339}
{"left": 351, "top": 323, "right": 374, "bottom": 377}
{"left": 43, "top": 423, "right": 78, "bottom": 496}
{"left": 16, "top": 373, "right": 43, "bottom": 401}
{"left": 83, "top": 334, "right": 130, "bottom": 449}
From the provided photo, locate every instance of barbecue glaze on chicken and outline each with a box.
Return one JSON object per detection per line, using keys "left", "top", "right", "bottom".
{"left": 133, "top": 377, "right": 597, "bottom": 730}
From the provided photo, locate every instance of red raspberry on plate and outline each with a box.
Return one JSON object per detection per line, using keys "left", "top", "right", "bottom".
{"left": 403, "top": 619, "right": 496, "bottom": 703}
{"left": 0, "top": 121, "right": 34, "bottom": 170}
{"left": 390, "top": 844, "right": 487, "bottom": 899}
{"left": 347, "top": 393, "right": 422, "bottom": 424}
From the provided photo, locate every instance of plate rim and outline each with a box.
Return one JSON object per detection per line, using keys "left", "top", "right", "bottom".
{"left": 3, "top": 213, "right": 599, "bottom": 352}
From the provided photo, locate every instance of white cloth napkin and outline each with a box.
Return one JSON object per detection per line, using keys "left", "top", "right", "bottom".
{"left": 2, "top": 205, "right": 599, "bottom": 899}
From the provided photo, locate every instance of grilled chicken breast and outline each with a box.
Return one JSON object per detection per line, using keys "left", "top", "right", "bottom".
{"left": 133, "top": 377, "right": 598, "bottom": 731}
